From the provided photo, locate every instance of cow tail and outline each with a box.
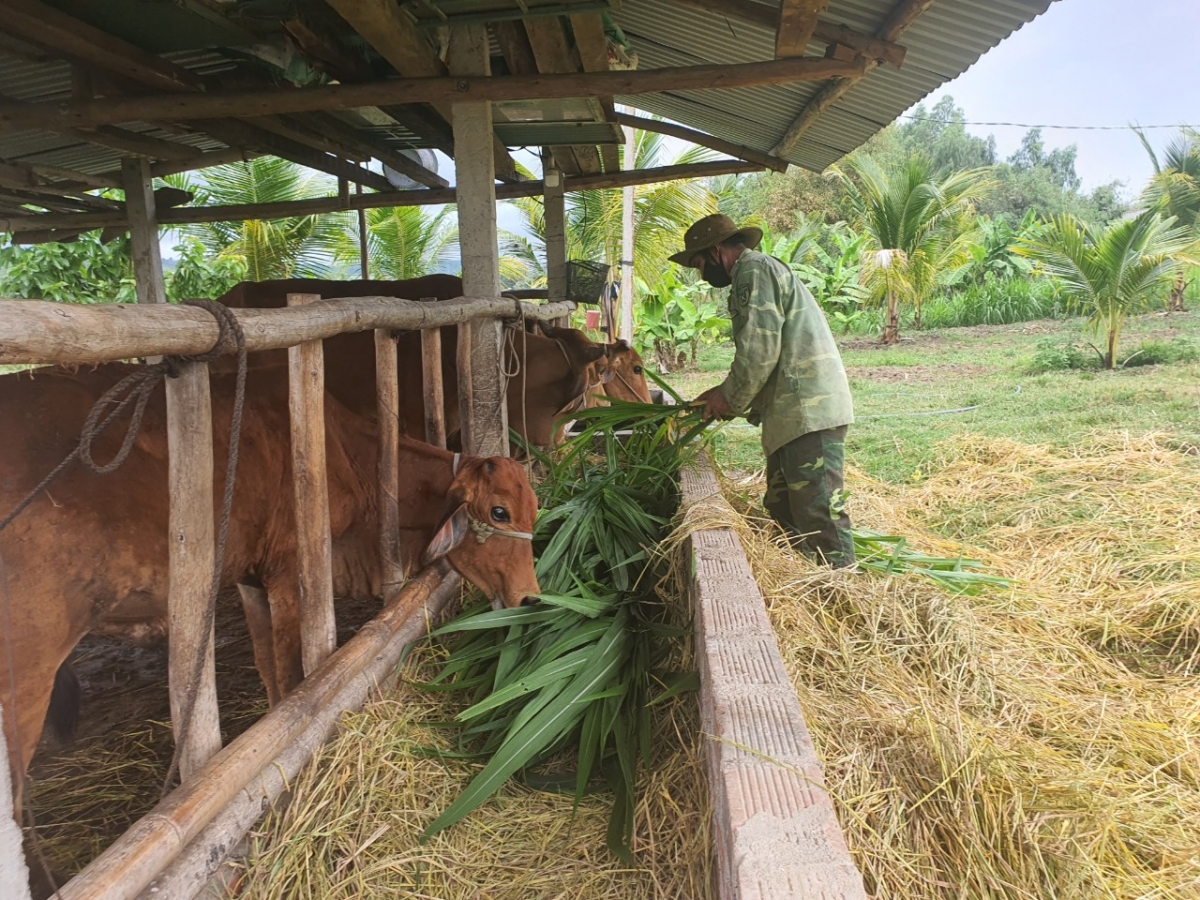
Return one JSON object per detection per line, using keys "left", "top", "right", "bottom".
{"left": 45, "top": 661, "right": 81, "bottom": 745}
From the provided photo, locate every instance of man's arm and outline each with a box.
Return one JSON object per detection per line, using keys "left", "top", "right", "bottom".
{"left": 719, "top": 262, "right": 783, "bottom": 414}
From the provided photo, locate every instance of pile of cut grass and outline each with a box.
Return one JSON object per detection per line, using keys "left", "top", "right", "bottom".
{"left": 235, "top": 640, "right": 712, "bottom": 900}
{"left": 709, "top": 431, "right": 1200, "bottom": 899}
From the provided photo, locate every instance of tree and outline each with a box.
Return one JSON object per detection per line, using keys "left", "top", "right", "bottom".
{"left": 336, "top": 205, "right": 459, "bottom": 279}
{"left": 0, "top": 231, "right": 134, "bottom": 303}
{"left": 1135, "top": 126, "right": 1200, "bottom": 310}
{"left": 1014, "top": 213, "right": 1190, "bottom": 368}
{"left": 838, "top": 154, "right": 994, "bottom": 341}
{"left": 166, "top": 157, "right": 346, "bottom": 280}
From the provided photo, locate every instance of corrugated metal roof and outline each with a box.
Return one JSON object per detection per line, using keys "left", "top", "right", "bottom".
{"left": 0, "top": 0, "right": 1058, "bottom": 192}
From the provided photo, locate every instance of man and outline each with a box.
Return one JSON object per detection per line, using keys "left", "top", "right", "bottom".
{"left": 670, "top": 214, "right": 856, "bottom": 567}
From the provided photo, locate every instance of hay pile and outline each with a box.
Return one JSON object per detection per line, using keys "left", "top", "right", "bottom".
{"left": 235, "top": 638, "right": 711, "bottom": 900}
{"left": 715, "top": 431, "right": 1200, "bottom": 899}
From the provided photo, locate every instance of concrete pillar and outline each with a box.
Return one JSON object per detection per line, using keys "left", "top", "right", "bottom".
{"left": 449, "top": 24, "right": 508, "bottom": 457}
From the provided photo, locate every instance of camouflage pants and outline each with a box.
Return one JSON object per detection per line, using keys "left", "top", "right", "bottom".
{"left": 764, "top": 426, "right": 855, "bottom": 568}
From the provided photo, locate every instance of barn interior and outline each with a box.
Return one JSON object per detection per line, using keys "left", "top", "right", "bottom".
{"left": 0, "top": 0, "right": 1060, "bottom": 896}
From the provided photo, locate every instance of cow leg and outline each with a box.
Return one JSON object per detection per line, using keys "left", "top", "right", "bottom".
{"left": 236, "top": 583, "right": 281, "bottom": 707}
{"left": 260, "top": 576, "right": 305, "bottom": 699}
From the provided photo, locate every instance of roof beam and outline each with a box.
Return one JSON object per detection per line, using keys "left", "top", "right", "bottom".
{"left": 0, "top": 57, "right": 867, "bottom": 131}
{"left": 322, "top": 0, "right": 524, "bottom": 183}
{"left": 1, "top": 160, "right": 762, "bottom": 234}
{"left": 1, "top": 0, "right": 206, "bottom": 92}
{"left": 772, "top": 0, "right": 932, "bottom": 156}
{"left": 670, "top": 0, "right": 906, "bottom": 68}
{"left": 614, "top": 112, "right": 788, "bottom": 172}
{"left": 523, "top": 18, "right": 602, "bottom": 175}
{"left": 775, "top": 0, "right": 829, "bottom": 58}
{"left": 150, "top": 148, "right": 255, "bottom": 178}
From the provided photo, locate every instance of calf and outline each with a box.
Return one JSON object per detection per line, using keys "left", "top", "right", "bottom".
{"left": 0, "top": 363, "right": 539, "bottom": 810}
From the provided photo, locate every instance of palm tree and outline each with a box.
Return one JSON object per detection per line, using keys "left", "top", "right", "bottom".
{"left": 500, "top": 128, "right": 717, "bottom": 294}
{"left": 837, "top": 155, "right": 994, "bottom": 342}
{"left": 1135, "top": 127, "right": 1200, "bottom": 311}
{"left": 336, "top": 204, "right": 459, "bottom": 279}
{"left": 1014, "top": 213, "right": 1190, "bottom": 368}
{"left": 166, "top": 157, "right": 347, "bottom": 280}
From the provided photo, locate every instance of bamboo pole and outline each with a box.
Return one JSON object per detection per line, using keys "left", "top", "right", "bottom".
{"left": 0, "top": 294, "right": 575, "bottom": 365}
{"left": 374, "top": 328, "right": 404, "bottom": 593}
{"left": 164, "top": 361, "right": 223, "bottom": 780}
{"left": 287, "top": 293, "right": 337, "bottom": 676}
{"left": 130, "top": 570, "right": 464, "bottom": 900}
{"left": 57, "top": 566, "right": 459, "bottom": 900}
{"left": 420, "top": 326, "right": 447, "bottom": 448}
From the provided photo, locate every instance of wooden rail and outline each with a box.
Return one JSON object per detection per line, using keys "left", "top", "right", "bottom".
{"left": 0, "top": 294, "right": 576, "bottom": 365}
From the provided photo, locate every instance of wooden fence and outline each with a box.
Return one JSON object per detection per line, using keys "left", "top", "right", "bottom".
{"left": 0, "top": 292, "right": 572, "bottom": 900}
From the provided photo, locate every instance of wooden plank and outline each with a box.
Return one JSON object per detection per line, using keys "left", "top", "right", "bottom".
{"left": 772, "top": 0, "right": 931, "bottom": 155}
{"left": 164, "top": 361, "right": 223, "bottom": 780}
{"left": 615, "top": 111, "right": 789, "bottom": 172}
{"left": 569, "top": 12, "right": 620, "bottom": 172}
{"left": 57, "top": 567, "right": 461, "bottom": 900}
{"left": 448, "top": 23, "right": 507, "bottom": 457}
{"left": 0, "top": 58, "right": 867, "bottom": 131}
{"left": 0, "top": 294, "right": 577, "bottom": 365}
{"left": 775, "top": 0, "right": 830, "bottom": 58}
{"left": 374, "top": 328, "right": 404, "bottom": 593}
{"left": 420, "top": 326, "right": 447, "bottom": 448}
{"left": 1, "top": 159, "right": 761, "bottom": 235}
{"left": 286, "top": 292, "right": 337, "bottom": 676}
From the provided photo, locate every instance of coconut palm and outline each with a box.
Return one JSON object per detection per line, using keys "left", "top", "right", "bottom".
{"left": 166, "top": 157, "right": 347, "bottom": 280}
{"left": 336, "top": 204, "right": 459, "bottom": 279}
{"left": 1135, "top": 127, "right": 1200, "bottom": 310}
{"left": 500, "top": 128, "right": 717, "bottom": 294}
{"left": 1014, "top": 213, "right": 1190, "bottom": 368}
{"left": 838, "top": 154, "right": 994, "bottom": 341}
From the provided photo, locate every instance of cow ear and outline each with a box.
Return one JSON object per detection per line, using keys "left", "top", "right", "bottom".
{"left": 422, "top": 503, "right": 469, "bottom": 565}
{"left": 536, "top": 320, "right": 556, "bottom": 338}
{"left": 611, "top": 339, "right": 630, "bottom": 353}
{"left": 580, "top": 345, "right": 606, "bottom": 365}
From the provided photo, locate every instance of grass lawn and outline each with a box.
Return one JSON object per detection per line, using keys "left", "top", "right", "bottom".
{"left": 662, "top": 310, "right": 1200, "bottom": 484}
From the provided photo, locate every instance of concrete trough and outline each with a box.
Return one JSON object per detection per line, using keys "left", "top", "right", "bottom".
{"left": 680, "top": 456, "right": 867, "bottom": 900}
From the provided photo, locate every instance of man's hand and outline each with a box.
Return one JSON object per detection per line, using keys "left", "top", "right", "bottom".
{"left": 694, "top": 385, "right": 734, "bottom": 421}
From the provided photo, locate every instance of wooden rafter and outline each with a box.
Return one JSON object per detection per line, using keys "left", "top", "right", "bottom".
{"left": 775, "top": 0, "right": 830, "bottom": 58}
{"left": 0, "top": 57, "right": 867, "bottom": 131}
{"left": 670, "top": 0, "right": 906, "bottom": 68}
{"left": 322, "top": 0, "right": 524, "bottom": 183}
{"left": 772, "top": 0, "right": 933, "bottom": 156}
{"left": 569, "top": 12, "right": 621, "bottom": 173}
{"left": 614, "top": 112, "right": 788, "bottom": 172}
{"left": 0, "top": 160, "right": 762, "bottom": 235}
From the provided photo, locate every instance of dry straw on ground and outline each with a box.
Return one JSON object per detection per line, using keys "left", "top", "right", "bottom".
{"left": 234, "top": 637, "right": 712, "bottom": 900}
{"left": 715, "top": 431, "right": 1200, "bottom": 900}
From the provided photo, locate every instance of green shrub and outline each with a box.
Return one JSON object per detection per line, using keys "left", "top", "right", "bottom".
{"left": 922, "top": 275, "right": 1067, "bottom": 329}
{"left": 1119, "top": 338, "right": 1200, "bottom": 368}
{"left": 1026, "top": 340, "right": 1102, "bottom": 373}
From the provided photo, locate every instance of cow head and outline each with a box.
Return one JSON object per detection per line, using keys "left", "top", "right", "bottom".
{"left": 421, "top": 455, "right": 540, "bottom": 609}
{"left": 599, "top": 340, "right": 652, "bottom": 403}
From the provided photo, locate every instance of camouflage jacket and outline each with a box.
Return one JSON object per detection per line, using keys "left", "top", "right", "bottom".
{"left": 717, "top": 250, "right": 854, "bottom": 455}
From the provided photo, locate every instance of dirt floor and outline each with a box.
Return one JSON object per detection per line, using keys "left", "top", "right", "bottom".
{"left": 21, "top": 590, "right": 383, "bottom": 894}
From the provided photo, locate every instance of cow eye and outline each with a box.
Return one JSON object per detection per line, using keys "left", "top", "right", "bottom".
{"left": 633, "top": 366, "right": 643, "bottom": 375}
{"left": 490, "top": 506, "right": 510, "bottom": 524}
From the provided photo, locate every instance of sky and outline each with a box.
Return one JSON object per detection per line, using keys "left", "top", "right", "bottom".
{"left": 916, "top": 0, "right": 1200, "bottom": 195}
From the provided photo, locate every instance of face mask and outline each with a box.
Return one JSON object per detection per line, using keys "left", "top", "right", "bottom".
{"left": 702, "top": 258, "right": 731, "bottom": 288}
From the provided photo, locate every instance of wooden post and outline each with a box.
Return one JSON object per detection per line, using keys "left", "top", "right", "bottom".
{"left": 449, "top": 23, "right": 507, "bottom": 457}
{"left": 357, "top": 181, "right": 369, "bottom": 278}
{"left": 420, "top": 326, "right": 447, "bottom": 448}
{"left": 286, "top": 292, "right": 336, "bottom": 675}
{"left": 125, "top": 156, "right": 222, "bottom": 777}
{"left": 619, "top": 111, "right": 636, "bottom": 344}
{"left": 164, "top": 362, "right": 223, "bottom": 779}
{"left": 374, "top": 328, "right": 403, "bottom": 597}
{"left": 543, "top": 151, "right": 570, "bottom": 329}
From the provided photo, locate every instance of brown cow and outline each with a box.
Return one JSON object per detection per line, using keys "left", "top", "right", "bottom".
{"left": 0, "top": 363, "right": 539, "bottom": 810}
{"left": 213, "top": 277, "right": 647, "bottom": 449}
